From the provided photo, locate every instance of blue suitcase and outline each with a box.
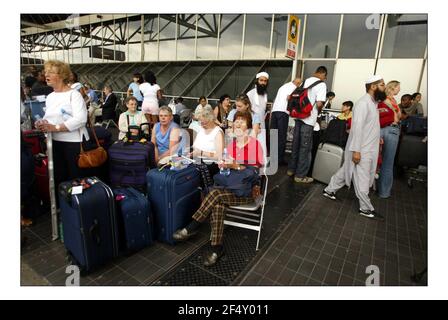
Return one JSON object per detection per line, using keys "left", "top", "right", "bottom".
{"left": 58, "top": 178, "right": 119, "bottom": 272}
{"left": 147, "top": 166, "right": 202, "bottom": 244}
{"left": 113, "top": 187, "right": 154, "bottom": 252}
{"left": 108, "top": 140, "right": 157, "bottom": 192}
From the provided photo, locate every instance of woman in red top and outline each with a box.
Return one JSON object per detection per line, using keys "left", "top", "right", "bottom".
{"left": 172, "top": 111, "right": 264, "bottom": 267}
{"left": 377, "top": 80, "right": 401, "bottom": 198}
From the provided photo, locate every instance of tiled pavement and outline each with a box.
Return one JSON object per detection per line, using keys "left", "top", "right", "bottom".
{"left": 238, "top": 176, "right": 427, "bottom": 286}
{"left": 21, "top": 164, "right": 427, "bottom": 286}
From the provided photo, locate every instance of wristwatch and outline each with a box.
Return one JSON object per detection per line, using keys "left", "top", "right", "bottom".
{"left": 55, "top": 124, "right": 61, "bottom": 131}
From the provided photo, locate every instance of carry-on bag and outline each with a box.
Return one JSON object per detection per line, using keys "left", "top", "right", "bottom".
{"left": 113, "top": 187, "right": 154, "bottom": 252}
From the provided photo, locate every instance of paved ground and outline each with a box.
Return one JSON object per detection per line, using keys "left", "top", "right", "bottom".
{"left": 238, "top": 177, "right": 427, "bottom": 286}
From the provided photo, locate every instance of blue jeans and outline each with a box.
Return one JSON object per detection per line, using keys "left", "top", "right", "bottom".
{"left": 378, "top": 125, "right": 400, "bottom": 198}
{"left": 288, "top": 120, "right": 314, "bottom": 178}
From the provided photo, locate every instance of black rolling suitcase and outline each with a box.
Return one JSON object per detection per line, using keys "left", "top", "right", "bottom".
{"left": 58, "top": 177, "right": 119, "bottom": 272}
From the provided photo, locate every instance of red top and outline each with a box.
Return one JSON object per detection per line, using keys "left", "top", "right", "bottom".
{"left": 226, "top": 137, "right": 264, "bottom": 168}
{"left": 388, "top": 97, "right": 400, "bottom": 113}
{"left": 378, "top": 102, "right": 396, "bottom": 128}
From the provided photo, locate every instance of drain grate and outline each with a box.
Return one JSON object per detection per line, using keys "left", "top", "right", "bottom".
{"left": 154, "top": 228, "right": 258, "bottom": 286}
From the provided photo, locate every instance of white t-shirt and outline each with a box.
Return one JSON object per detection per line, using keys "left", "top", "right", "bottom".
{"left": 139, "top": 82, "right": 161, "bottom": 106}
{"left": 300, "top": 77, "right": 327, "bottom": 127}
{"left": 44, "top": 90, "right": 89, "bottom": 142}
{"left": 272, "top": 82, "right": 297, "bottom": 113}
{"left": 193, "top": 126, "right": 223, "bottom": 156}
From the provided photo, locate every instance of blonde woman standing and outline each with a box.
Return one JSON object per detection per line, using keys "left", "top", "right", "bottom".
{"left": 36, "top": 60, "right": 88, "bottom": 188}
{"left": 377, "top": 80, "right": 401, "bottom": 199}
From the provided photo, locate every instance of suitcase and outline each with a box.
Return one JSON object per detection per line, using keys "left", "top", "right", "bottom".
{"left": 34, "top": 154, "right": 50, "bottom": 203}
{"left": 23, "top": 130, "right": 46, "bottom": 155}
{"left": 21, "top": 133, "right": 35, "bottom": 199}
{"left": 147, "top": 166, "right": 202, "bottom": 244}
{"left": 396, "top": 134, "right": 427, "bottom": 168}
{"left": 113, "top": 187, "right": 154, "bottom": 252}
{"left": 58, "top": 178, "right": 119, "bottom": 272}
{"left": 108, "top": 140, "right": 156, "bottom": 192}
{"left": 312, "top": 143, "right": 344, "bottom": 184}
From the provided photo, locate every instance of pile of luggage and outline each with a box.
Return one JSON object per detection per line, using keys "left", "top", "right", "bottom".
{"left": 22, "top": 125, "right": 205, "bottom": 273}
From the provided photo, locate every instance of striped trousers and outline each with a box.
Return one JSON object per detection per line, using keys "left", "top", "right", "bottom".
{"left": 193, "top": 188, "right": 253, "bottom": 246}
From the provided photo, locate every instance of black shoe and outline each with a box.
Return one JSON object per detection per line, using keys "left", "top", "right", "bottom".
{"left": 172, "top": 228, "right": 198, "bottom": 242}
{"left": 359, "top": 209, "right": 384, "bottom": 221}
{"left": 203, "top": 248, "right": 224, "bottom": 267}
{"left": 322, "top": 189, "right": 337, "bottom": 201}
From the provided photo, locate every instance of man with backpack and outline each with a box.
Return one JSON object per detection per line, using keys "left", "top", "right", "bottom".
{"left": 287, "top": 66, "right": 328, "bottom": 183}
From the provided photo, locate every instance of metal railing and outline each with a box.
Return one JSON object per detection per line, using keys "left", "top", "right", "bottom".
{"left": 94, "top": 90, "right": 274, "bottom": 111}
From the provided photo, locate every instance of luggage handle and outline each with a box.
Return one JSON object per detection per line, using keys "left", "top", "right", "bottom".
{"left": 89, "top": 219, "right": 101, "bottom": 246}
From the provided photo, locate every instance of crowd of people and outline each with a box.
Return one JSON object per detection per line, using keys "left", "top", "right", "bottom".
{"left": 20, "top": 60, "right": 426, "bottom": 265}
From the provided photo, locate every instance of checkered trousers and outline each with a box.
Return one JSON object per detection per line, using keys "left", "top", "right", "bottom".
{"left": 192, "top": 188, "right": 253, "bottom": 246}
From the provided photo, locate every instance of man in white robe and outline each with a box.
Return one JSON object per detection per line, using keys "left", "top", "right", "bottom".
{"left": 247, "top": 72, "right": 269, "bottom": 156}
{"left": 322, "top": 75, "right": 386, "bottom": 221}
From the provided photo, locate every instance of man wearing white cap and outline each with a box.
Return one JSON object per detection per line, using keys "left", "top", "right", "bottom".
{"left": 246, "top": 72, "right": 269, "bottom": 156}
{"left": 323, "top": 75, "right": 386, "bottom": 221}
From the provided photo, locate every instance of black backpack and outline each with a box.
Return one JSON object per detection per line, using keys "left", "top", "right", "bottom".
{"left": 321, "top": 118, "right": 348, "bottom": 148}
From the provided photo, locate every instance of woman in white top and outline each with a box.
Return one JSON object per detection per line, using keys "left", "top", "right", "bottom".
{"left": 192, "top": 106, "right": 224, "bottom": 160}
{"left": 36, "top": 60, "right": 88, "bottom": 188}
{"left": 140, "top": 71, "right": 163, "bottom": 125}
{"left": 191, "top": 106, "right": 224, "bottom": 176}
{"left": 118, "top": 96, "right": 149, "bottom": 140}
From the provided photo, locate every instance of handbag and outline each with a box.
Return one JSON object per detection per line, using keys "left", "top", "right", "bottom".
{"left": 78, "top": 117, "right": 108, "bottom": 168}
{"left": 213, "top": 166, "right": 260, "bottom": 198}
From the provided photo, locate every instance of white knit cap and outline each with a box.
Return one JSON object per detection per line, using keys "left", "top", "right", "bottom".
{"left": 256, "top": 72, "right": 269, "bottom": 79}
{"left": 365, "top": 75, "right": 383, "bottom": 84}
